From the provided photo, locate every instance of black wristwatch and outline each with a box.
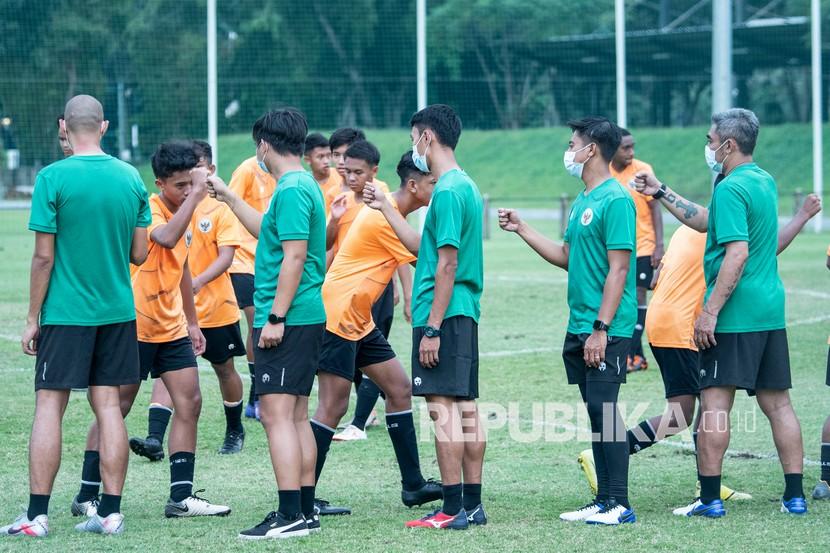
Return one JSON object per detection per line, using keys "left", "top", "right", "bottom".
{"left": 653, "top": 182, "right": 667, "bottom": 200}
{"left": 424, "top": 325, "right": 442, "bottom": 338}
{"left": 593, "top": 320, "right": 609, "bottom": 332}
{"left": 267, "top": 313, "right": 287, "bottom": 325}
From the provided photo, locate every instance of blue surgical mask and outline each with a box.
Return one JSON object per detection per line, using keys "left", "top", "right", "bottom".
{"left": 256, "top": 142, "right": 270, "bottom": 174}
{"left": 563, "top": 143, "right": 593, "bottom": 179}
{"left": 704, "top": 142, "right": 728, "bottom": 173}
{"left": 411, "top": 133, "right": 429, "bottom": 173}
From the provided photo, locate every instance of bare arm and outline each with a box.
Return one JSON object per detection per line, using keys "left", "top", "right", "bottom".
{"left": 498, "top": 208, "right": 569, "bottom": 269}
{"left": 151, "top": 171, "right": 207, "bottom": 248}
{"left": 633, "top": 172, "right": 709, "bottom": 232}
{"left": 272, "top": 240, "right": 307, "bottom": 318}
{"left": 649, "top": 199, "right": 665, "bottom": 266}
{"left": 597, "top": 250, "right": 630, "bottom": 325}
{"left": 363, "top": 185, "right": 421, "bottom": 254}
{"left": 427, "top": 246, "right": 457, "bottom": 329}
{"left": 207, "top": 175, "right": 263, "bottom": 238}
{"left": 397, "top": 263, "right": 413, "bottom": 323}
{"left": 326, "top": 194, "right": 348, "bottom": 250}
{"left": 180, "top": 260, "right": 200, "bottom": 328}
{"left": 778, "top": 193, "right": 821, "bottom": 254}
{"left": 131, "top": 227, "right": 149, "bottom": 265}
{"left": 22, "top": 232, "right": 55, "bottom": 354}
{"left": 694, "top": 241, "right": 748, "bottom": 349}
{"left": 193, "top": 246, "right": 235, "bottom": 292}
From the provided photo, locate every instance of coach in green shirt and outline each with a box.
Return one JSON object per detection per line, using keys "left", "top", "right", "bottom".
{"left": 499, "top": 117, "right": 637, "bottom": 526}
{"left": 633, "top": 108, "right": 807, "bottom": 517}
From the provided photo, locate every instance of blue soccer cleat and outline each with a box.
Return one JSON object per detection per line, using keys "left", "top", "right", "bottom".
{"left": 780, "top": 497, "right": 807, "bottom": 515}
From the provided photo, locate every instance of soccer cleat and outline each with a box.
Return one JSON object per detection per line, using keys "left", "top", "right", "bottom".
{"left": 405, "top": 509, "right": 469, "bottom": 530}
{"left": 129, "top": 436, "right": 165, "bottom": 461}
{"left": 332, "top": 424, "right": 367, "bottom": 442}
{"left": 74, "top": 512, "right": 125, "bottom": 535}
{"left": 71, "top": 495, "right": 99, "bottom": 517}
{"left": 585, "top": 501, "right": 636, "bottom": 525}
{"left": 402, "top": 478, "right": 443, "bottom": 508}
{"left": 313, "top": 498, "right": 351, "bottom": 516}
{"left": 238, "top": 511, "right": 309, "bottom": 540}
{"left": 0, "top": 514, "right": 48, "bottom": 537}
{"left": 780, "top": 497, "right": 808, "bottom": 515}
{"left": 466, "top": 503, "right": 487, "bottom": 526}
{"left": 672, "top": 498, "right": 726, "bottom": 518}
{"left": 695, "top": 480, "right": 752, "bottom": 501}
{"left": 244, "top": 402, "right": 258, "bottom": 419}
{"left": 165, "top": 490, "right": 231, "bottom": 518}
{"left": 305, "top": 513, "right": 321, "bottom": 533}
{"left": 811, "top": 480, "right": 830, "bottom": 500}
{"left": 627, "top": 355, "right": 648, "bottom": 373}
{"left": 366, "top": 409, "right": 380, "bottom": 427}
{"left": 577, "top": 449, "right": 598, "bottom": 496}
{"left": 218, "top": 429, "right": 245, "bottom": 455}
{"left": 560, "top": 500, "right": 605, "bottom": 522}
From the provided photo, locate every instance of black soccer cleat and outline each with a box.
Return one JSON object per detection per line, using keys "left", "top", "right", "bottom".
{"left": 402, "top": 478, "right": 443, "bottom": 508}
{"left": 238, "top": 511, "right": 309, "bottom": 539}
{"left": 218, "top": 429, "right": 245, "bottom": 455}
{"left": 129, "top": 436, "right": 164, "bottom": 461}
{"left": 313, "top": 498, "right": 351, "bottom": 516}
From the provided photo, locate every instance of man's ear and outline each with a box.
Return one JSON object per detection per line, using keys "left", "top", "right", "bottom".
{"left": 371, "top": 165, "right": 379, "bottom": 179}
{"left": 101, "top": 120, "right": 109, "bottom": 135}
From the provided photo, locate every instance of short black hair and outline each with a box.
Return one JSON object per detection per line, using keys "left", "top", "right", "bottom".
{"left": 252, "top": 108, "right": 307, "bottom": 156}
{"left": 329, "top": 127, "right": 365, "bottom": 150}
{"left": 152, "top": 140, "right": 200, "bottom": 179}
{"left": 344, "top": 140, "right": 380, "bottom": 167}
{"left": 396, "top": 151, "right": 428, "bottom": 187}
{"left": 410, "top": 104, "right": 462, "bottom": 150}
{"left": 567, "top": 116, "right": 622, "bottom": 161}
{"left": 620, "top": 128, "right": 631, "bottom": 138}
{"left": 304, "top": 132, "right": 329, "bottom": 154}
{"left": 191, "top": 139, "right": 213, "bottom": 163}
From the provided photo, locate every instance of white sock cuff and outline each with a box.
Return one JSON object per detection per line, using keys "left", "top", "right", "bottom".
{"left": 170, "top": 480, "right": 193, "bottom": 488}
{"left": 385, "top": 409, "right": 413, "bottom": 418}
{"left": 149, "top": 403, "right": 174, "bottom": 414}
{"left": 223, "top": 400, "right": 243, "bottom": 407}
{"left": 311, "top": 419, "right": 336, "bottom": 433}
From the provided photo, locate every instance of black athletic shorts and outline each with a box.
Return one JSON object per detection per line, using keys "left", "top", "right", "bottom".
{"left": 698, "top": 329, "right": 791, "bottom": 392}
{"left": 139, "top": 337, "right": 198, "bottom": 380}
{"left": 562, "top": 332, "right": 631, "bottom": 386}
{"left": 411, "top": 316, "right": 479, "bottom": 400}
{"left": 319, "top": 327, "right": 397, "bottom": 381}
{"left": 650, "top": 345, "right": 700, "bottom": 398}
{"left": 826, "top": 346, "right": 830, "bottom": 387}
{"left": 371, "top": 281, "right": 395, "bottom": 339}
{"left": 253, "top": 323, "right": 324, "bottom": 397}
{"left": 201, "top": 322, "right": 246, "bottom": 365}
{"left": 35, "top": 321, "right": 140, "bottom": 390}
{"left": 636, "top": 256, "right": 655, "bottom": 290}
{"left": 230, "top": 273, "right": 255, "bottom": 309}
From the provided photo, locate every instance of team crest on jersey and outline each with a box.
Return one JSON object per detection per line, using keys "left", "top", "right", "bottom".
{"left": 580, "top": 208, "right": 594, "bottom": 226}
{"left": 198, "top": 218, "right": 212, "bottom": 233}
{"left": 185, "top": 229, "right": 193, "bottom": 247}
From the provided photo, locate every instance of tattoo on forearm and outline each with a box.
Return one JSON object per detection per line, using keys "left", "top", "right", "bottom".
{"left": 675, "top": 199, "right": 698, "bottom": 219}
{"left": 664, "top": 192, "right": 676, "bottom": 204}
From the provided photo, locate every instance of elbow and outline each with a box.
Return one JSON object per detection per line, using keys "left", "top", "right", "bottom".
{"left": 131, "top": 251, "right": 148, "bottom": 266}
{"left": 32, "top": 253, "right": 54, "bottom": 272}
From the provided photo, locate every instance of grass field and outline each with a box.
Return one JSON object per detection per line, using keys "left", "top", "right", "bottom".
{"left": 136, "top": 123, "right": 830, "bottom": 213}
{"left": 1, "top": 209, "right": 830, "bottom": 552}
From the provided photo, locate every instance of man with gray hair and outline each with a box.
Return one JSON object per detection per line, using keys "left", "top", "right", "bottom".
{"left": 632, "top": 108, "right": 809, "bottom": 518}
{"left": 1, "top": 95, "right": 151, "bottom": 537}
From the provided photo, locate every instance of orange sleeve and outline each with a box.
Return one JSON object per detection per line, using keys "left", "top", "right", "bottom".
{"left": 215, "top": 203, "right": 243, "bottom": 248}
{"left": 147, "top": 198, "right": 167, "bottom": 243}
{"left": 229, "top": 162, "right": 255, "bottom": 205}
{"left": 376, "top": 213, "right": 417, "bottom": 266}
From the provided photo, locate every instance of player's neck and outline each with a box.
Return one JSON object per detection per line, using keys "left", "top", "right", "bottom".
{"left": 313, "top": 169, "right": 329, "bottom": 184}
{"left": 391, "top": 189, "right": 413, "bottom": 215}
{"left": 582, "top": 163, "right": 612, "bottom": 193}
{"left": 610, "top": 159, "right": 628, "bottom": 173}
{"left": 723, "top": 154, "right": 753, "bottom": 175}
{"left": 69, "top": 138, "right": 104, "bottom": 156}
{"left": 428, "top": 150, "right": 460, "bottom": 179}
{"left": 159, "top": 192, "right": 179, "bottom": 214}
{"left": 269, "top": 157, "right": 304, "bottom": 181}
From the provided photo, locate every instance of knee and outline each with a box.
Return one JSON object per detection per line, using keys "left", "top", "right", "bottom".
{"left": 319, "top": 395, "right": 348, "bottom": 422}
{"left": 176, "top": 391, "right": 202, "bottom": 421}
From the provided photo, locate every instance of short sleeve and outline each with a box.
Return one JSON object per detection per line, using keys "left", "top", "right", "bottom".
{"left": 603, "top": 196, "right": 636, "bottom": 251}
{"left": 712, "top": 184, "right": 749, "bottom": 245}
{"left": 147, "top": 201, "right": 168, "bottom": 238}
{"left": 563, "top": 205, "right": 576, "bottom": 243}
{"left": 432, "top": 189, "right": 463, "bottom": 249}
{"left": 229, "top": 163, "right": 255, "bottom": 203}
{"left": 29, "top": 172, "right": 57, "bottom": 233}
{"left": 135, "top": 178, "right": 151, "bottom": 228}
{"left": 276, "top": 186, "right": 311, "bottom": 240}
{"left": 377, "top": 213, "right": 417, "bottom": 266}
{"left": 216, "top": 203, "right": 243, "bottom": 247}
{"left": 826, "top": 244, "right": 830, "bottom": 256}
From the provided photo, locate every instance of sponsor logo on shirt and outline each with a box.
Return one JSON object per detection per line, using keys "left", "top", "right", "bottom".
{"left": 580, "top": 208, "right": 594, "bottom": 226}
{"left": 198, "top": 218, "right": 212, "bottom": 233}
{"left": 185, "top": 229, "right": 193, "bottom": 247}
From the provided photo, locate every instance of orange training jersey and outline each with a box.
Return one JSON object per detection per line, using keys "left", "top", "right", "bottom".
{"left": 644, "top": 225, "right": 708, "bottom": 350}
{"left": 322, "top": 197, "right": 416, "bottom": 340}
{"left": 190, "top": 197, "right": 243, "bottom": 328}
{"left": 132, "top": 194, "right": 192, "bottom": 343}
{"left": 610, "top": 159, "right": 656, "bottom": 257}
{"left": 325, "top": 178, "right": 390, "bottom": 256}
{"left": 321, "top": 169, "right": 342, "bottom": 217}
{"left": 228, "top": 156, "right": 277, "bottom": 275}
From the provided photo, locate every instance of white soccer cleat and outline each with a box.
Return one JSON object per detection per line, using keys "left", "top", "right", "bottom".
{"left": 71, "top": 495, "right": 99, "bottom": 517}
{"left": 0, "top": 513, "right": 48, "bottom": 537}
{"left": 559, "top": 501, "right": 604, "bottom": 522}
{"left": 165, "top": 491, "right": 231, "bottom": 518}
{"left": 332, "top": 424, "right": 367, "bottom": 442}
{"left": 584, "top": 503, "right": 636, "bottom": 525}
{"left": 366, "top": 409, "right": 380, "bottom": 427}
{"left": 75, "top": 512, "right": 125, "bottom": 535}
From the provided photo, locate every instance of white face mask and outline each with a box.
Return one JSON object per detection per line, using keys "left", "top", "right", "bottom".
{"left": 256, "top": 142, "right": 270, "bottom": 174}
{"left": 704, "top": 141, "right": 728, "bottom": 173}
{"left": 411, "top": 132, "right": 429, "bottom": 172}
{"left": 563, "top": 143, "right": 593, "bottom": 179}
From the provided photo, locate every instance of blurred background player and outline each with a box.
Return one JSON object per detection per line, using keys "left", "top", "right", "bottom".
{"left": 609, "top": 129, "right": 663, "bottom": 373}
{"left": 227, "top": 149, "right": 277, "bottom": 420}
{"left": 128, "top": 141, "right": 248, "bottom": 458}
{"left": 57, "top": 114, "right": 73, "bottom": 157}
{"left": 813, "top": 244, "right": 830, "bottom": 500}
{"left": 304, "top": 132, "right": 334, "bottom": 195}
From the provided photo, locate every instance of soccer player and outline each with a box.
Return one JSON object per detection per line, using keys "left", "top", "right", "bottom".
{"left": 577, "top": 194, "right": 819, "bottom": 503}
{"left": 609, "top": 129, "right": 663, "bottom": 372}
{"left": 499, "top": 117, "right": 637, "bottom": 525}
{"left": 57, "top": 114, "right": 73, "bottom": 157}
{"left": 74, "top": 141, "right": 231, "bottom": 522}
{"left": 2, "top": 95, "right": 149, "bottom": 537}
{"left": 633, "top": 108, "right": 808, "bottom": 517}
{"left": 817, "top": 249, "right": 830, "bottom": 500}
{"left": 366, "top": 105, "right": 486, "bottom": 530}
{"left": 310, "top": 146, "right": 442, "bottom": 515}
{"left": 304, "top": 132, "right": 333, "bottom": 193}
{"left": 207, "top": 109, "right": 327, "bottom": 539}
{"left": 127, "top": 141, "right": 247, "bottom": 459}
{"left": 227, "top": 152, "right": 277, "bottom": 419}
